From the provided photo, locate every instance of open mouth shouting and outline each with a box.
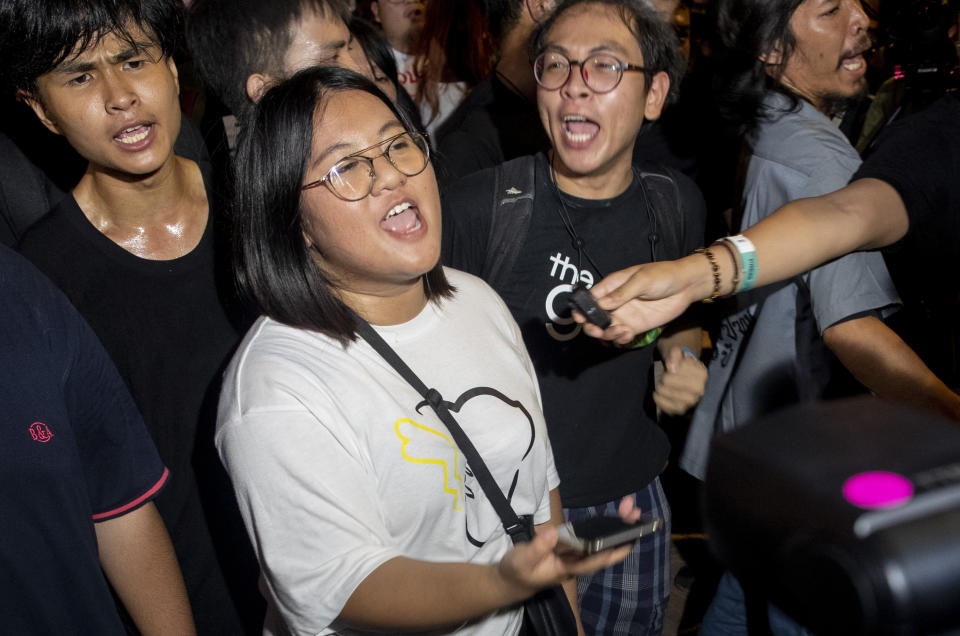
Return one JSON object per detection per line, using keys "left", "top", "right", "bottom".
{"left": 113, "top": 122, "right": 155, "bottom": 150}
{"left": 380, "top": 200, "right": 425, "bottom": 237}
{"left": 562, "top": 114, "right": 600, "bottom": 146}
{"left": 838, "top": 41, "right": 871, "bottom": 76}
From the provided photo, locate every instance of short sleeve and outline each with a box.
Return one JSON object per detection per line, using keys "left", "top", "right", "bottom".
{"left": 791, "top": 141, "right": 900, "bottom": 330}
{"left": 59, "top": 290, "right": 167, "bottom": 520}
{"left": 217, "top": 391, "right": 402, "bottom": 634}
{"left": 5, "top": 246, "right": 167, "bottom": 521}
{"left": 804, "top": 250, "right": 899, "bottom": 332}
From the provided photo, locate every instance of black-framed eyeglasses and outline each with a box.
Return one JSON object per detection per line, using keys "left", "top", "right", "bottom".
{"left": 533, "top": 51, "right": 651, "bottom": 93}
{"left": 302, "top": 131, "right": 430, "bottom": 201}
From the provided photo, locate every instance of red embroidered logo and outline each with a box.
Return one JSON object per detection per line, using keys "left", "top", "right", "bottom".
{"left": 29, "top": 422, "right": 54, "bottom": 443}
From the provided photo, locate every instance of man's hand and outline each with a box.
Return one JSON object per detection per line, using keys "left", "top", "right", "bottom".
{"left": 654, "top": 347, "right": 707, "bottom": 415}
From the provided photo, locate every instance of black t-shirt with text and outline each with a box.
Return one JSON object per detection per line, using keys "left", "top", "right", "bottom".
{"left": 443, "top": 153, "right": 705, "bottom": 507}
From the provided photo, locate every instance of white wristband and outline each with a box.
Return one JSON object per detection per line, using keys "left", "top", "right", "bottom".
{"left": 724, "top": 234, "right": 757, "bottom": 293}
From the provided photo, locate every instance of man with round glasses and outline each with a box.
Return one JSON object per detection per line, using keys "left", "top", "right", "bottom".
{"left": 442, "top": 1, "right": 707, "bottom": 633}
{"left": 533, "top": 51, "right": 652, "bottom": 93}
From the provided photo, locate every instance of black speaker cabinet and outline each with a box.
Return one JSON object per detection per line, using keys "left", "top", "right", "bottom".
{"left": 704, "top": 396, "right": 960, "bottom": 635}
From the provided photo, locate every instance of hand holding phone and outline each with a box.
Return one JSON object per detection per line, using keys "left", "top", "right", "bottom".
{"left": 556, "top": 513, "right": 662, "bottom": 555}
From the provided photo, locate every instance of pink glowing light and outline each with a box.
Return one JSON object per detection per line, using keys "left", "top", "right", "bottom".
{"left": 843, "top": 471, "right": 914, "bottom": 509}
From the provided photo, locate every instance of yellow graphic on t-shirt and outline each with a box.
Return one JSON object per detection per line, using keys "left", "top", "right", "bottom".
{"left": 395, "top": 418, "right": 464, "bottom": 511}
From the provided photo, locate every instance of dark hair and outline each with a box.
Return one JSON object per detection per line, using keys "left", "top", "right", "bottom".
{"left": 714, "top": 0, "right": 805, "bottom": 136}
{"left": 0, "top": 0, "right": 182, "bottom": 96}
{"left": 352, "top": 0, "right": 376, "bottom": 23}
{"left": 233, "top": 66, "right": 452, "bottom": 343}
{"left": 185, "top": 0, "right": 349, "bottom": 117}
{"left": 348, "top": 15, "right": 426, "bottom": 132}
{"left": 479, "top": 0, "right": 525, "bottom": 42}
{"left": 529, "top": 0, "right": 685, "bottom": 104}
{"left": 412, "top": 0, "right": 494, "bottom": 123}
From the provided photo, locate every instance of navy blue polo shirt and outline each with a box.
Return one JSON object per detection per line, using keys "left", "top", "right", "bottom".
{"left": 0, "top": 244, "right": 167, "bottom": 633}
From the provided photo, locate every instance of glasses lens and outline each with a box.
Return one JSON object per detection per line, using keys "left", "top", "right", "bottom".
{"left": 387, "top": 133, "right": 429, "bottom": 176}
{"left": 328, "top": 156, "right": 373, "bottom": 201}
{"left": 584, "top": 55, "right": 622, "bottom": 92}
{"left": 535, "top": 52, "right": 570, "bottom": 89}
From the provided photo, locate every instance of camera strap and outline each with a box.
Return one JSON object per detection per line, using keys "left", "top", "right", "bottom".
{"left": 354, "top": 317, "right": 534, "bottom": 542}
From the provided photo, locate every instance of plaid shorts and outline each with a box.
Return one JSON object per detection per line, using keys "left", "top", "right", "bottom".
{"left": 564, "top": 478, "right": 672, "bottom": 636}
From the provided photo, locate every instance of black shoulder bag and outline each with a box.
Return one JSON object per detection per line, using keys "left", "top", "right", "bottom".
{"left": 354, "top": 318, "right": 578, "bottom": 636}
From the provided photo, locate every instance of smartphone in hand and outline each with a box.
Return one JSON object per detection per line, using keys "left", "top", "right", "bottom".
{"left": 557, "top": 513, "right": 662, "bottom": 555}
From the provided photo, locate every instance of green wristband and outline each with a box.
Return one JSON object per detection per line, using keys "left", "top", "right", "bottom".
{"left": 627, "top": 326, "right": 662, "bottom": 349}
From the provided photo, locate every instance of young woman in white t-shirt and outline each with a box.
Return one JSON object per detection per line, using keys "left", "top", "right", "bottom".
{"left": 219, "top": 66, "right": 636, "bottom": 636}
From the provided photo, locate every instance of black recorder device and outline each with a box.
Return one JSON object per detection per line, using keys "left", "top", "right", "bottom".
{"left": 557, "top": 513, "right": 661, "bottom": 555}
{"left": 567, "top": 282, "right": 611, "bottom": 329}
{"left": 705, "top": 397, "right": 960, "bottom": 636}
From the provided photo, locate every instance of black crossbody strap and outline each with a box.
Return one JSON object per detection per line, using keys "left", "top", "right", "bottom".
{"left": 354, "top": 319, "right": 531, "bottom": 541}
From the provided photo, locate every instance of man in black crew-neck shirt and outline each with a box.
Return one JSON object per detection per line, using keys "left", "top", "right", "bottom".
{"left": 442, "top": 1, "right": 708, "bottom": 634}
{"left": 6, "top": 0, "right": 261, "bottom": 632}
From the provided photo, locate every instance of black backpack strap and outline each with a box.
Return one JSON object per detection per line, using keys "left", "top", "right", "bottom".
{"left": 635, "top": 165, "right": 685, "bottom": 262}
{"left": 481, "top": 155, "right": 537, "bottom": 295}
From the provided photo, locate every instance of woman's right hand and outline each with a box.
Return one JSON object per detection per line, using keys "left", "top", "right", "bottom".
{"left": 495, "top": 524, "right": 633, "bottom": 599}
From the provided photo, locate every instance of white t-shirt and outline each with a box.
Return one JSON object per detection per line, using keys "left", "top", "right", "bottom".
{"left": 217, "top": 269, "right": 560, "bottom": 636}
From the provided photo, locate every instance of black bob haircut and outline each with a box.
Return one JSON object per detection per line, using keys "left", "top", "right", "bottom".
{"left": 232, "top": 66, "right": 453, "bottom": 344}
{"left": 529, "top": 0, "right": 685, "bottom": 105}
{"left": 186, "top": 0, "right": 348, "bottom": 119}
{"left": 0, "top": 0, "right": 182, "bottom": 96}
{"left": 714, "top": 0, "right": 806, "bottom": 137}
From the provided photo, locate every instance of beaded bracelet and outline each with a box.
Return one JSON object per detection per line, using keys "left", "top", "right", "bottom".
{"left": 694, "top": 247, "right": 721, "bottom": 303}
{"left": 711, "top": 239, "right": 740, "bottom": 296}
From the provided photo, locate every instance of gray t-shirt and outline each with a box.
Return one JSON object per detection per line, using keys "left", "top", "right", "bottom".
{"left": 681, "top": 94, "right": 899, "bottom": 480}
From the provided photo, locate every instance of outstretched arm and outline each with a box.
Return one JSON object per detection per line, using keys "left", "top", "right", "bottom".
{"left": 824, "top": 316, "right": 960, "bottom": 422}
{"left": 578, "top": 178, "right": 910, "bottom": 343}
{"left": 95, "top": 502, "right": 196, "bottom": 636}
